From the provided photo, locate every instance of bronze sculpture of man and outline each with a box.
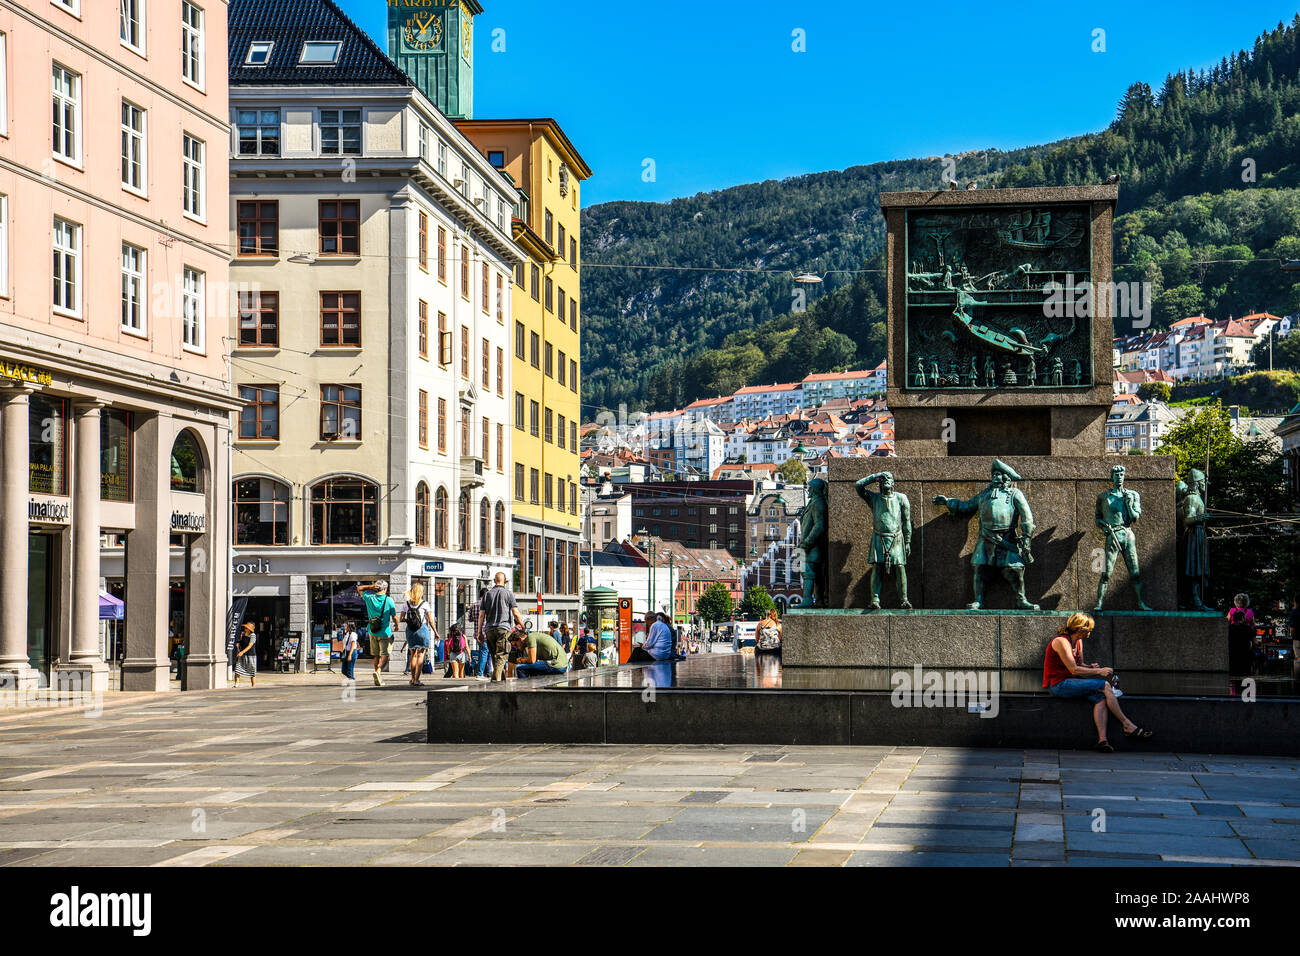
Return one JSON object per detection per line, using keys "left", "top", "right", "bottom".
{"left": 798, "top": 478, "right": 828, "bottom": 606}
{"left": 1176, "top": 468, "right": 1210, "bottom": 611}
{"left": 855, "top": 472, "right": 912, "bottom": 609}
{"left": 933, "top": 459, "right": 1038, "bottom": 610}
{"left": 1094, "top": 464, "right": 1151, "bottom": 611}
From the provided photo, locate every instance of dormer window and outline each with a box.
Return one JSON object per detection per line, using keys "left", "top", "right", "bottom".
{"left": 245, "top": 41, "right": 274, "bottom": 66}
{"left": 487, "top": 150, "right": 505, "bottom": 169}
{"left": 300, "top": 41, "right": 341, "bottom": 65}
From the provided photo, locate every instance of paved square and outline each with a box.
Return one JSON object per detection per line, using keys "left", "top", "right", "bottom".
{"left": 1, "top": 680, "right": 1298, "bottom": 866}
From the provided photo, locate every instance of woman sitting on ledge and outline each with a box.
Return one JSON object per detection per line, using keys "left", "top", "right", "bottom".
{"left": 1043, "top": 612, "right": 1153, "bottom": 753}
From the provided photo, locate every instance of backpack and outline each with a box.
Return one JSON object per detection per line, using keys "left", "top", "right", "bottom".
{"left": 1229, "top": 608, "right": 1247, "bottom": 625}
{"left": 406, "top": 601, "right": 426, "bottom": 632}
{"left": 447, "top": 628, "right": 466, "bottom": 655}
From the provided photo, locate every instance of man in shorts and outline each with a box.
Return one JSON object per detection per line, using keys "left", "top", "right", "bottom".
{"left": 360, "top": 581, "right": 398, "bottom": 686}
{"left": 477, "top": 572, "right": 525, "bottom": 682}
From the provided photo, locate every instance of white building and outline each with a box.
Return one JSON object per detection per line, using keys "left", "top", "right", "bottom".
{"left": 800, "top": 364, "right": 886, "bottom": 406}
{"left": 673, "top": 418, "right": 726, "bottom": 476}
{"left": 732, "top": 383, "right": 802, "bottom": 420}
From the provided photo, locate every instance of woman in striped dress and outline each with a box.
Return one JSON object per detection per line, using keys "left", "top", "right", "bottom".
{"left": 233, "top": 622, "right": 257, "bottom": 687}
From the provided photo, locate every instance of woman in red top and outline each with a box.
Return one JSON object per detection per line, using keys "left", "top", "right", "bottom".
{"left": 1043, "top": 612, "right": 1152, "bottom": 753}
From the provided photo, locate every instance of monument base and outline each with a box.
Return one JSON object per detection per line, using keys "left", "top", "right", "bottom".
{"left": 783, "top": 609, "right": 1226, "bottom": 672}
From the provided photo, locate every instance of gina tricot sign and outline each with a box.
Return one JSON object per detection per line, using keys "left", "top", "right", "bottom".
{"left": 170, "top": 511, "right": 206, "bottom": 532}
{"left": 29, "top": 498, "right": 70, "bottom": 523}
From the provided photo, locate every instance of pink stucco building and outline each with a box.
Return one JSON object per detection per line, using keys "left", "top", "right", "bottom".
{"left": 0, "top": 0, "right": 234, "bottom": 692}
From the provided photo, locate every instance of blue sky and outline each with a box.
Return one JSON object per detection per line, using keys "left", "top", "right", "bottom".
{"left": 342, "top": 0, "right": 1299, "bottom": 206}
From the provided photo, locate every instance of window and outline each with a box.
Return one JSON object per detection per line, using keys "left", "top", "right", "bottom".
{"left": 544, "top": 473, "right": 553, "bottom": 508}
{"left": 234, "top": 478, "right": 289, "bottom": 546}
{"left": 495, "top": 502, "right": 506, "bottom": 554}
{"left": 530, "top": 332, "right": 540, "bottom": 368}
{"left": 460, "top": 416, "right": 470, "bottom": 456}
{"left": 244, "top": 41, "right": 274, "bottom": 65}
{"left": 415, "top": 482, "right": 429, "bottom": 546}
{"left": 515, "top": 321, "right": 525, "bottom": 359}
{"left": 169, "top": 431, "right": 202, "bottom": 492}
{"left": 557, "top": 414, "right": 566, "bottom": 450}
{"left": 570, "top": 236, "right": 578, "bottom": 270}
{"left": 570, "top": 358, "right": 578, "bottom": 393}
{"left": 417, "top": 390, "right": 428, "bottom": 448}
{"left": 237, "top": 292, "right": 278, "bottom": 346}
{"left": 544, "top": 277, "right": 553, "bottom": 312}
{"left": 460, "top": 243, "right": 470, "bottom": 298}
{"left": 437, "top": 226, "right": 447, "bottom": 281}
{"left": 236, "top": 109, "right": 279, "bottom": 155}
{"left": 544, "top": 342, "right": 553, "bottom": 378}
{"left": 481, "top": 261, "right": 489, "bottom": 313}
{"left": 51, "top": 0, "right": 79, "bottom": 14}
{"left": 121, "top": 243, "right": 146, "bottom": 334}
{"left": 237, "top": 201, "right": 278, "bottom": 256}
{"left": 460, "top": 324, "right": 469, "bottom": 378}
{"left": 530, "top": 468, "right": 539, "bottom": 504}
{"left": 437, "top": 139, "right": 448, "bottom": 178}
{"left": 418, "top": 212, "right": 428, "bottom": 270}
{"left": 482, "top": 417, "right": 490, "bottom": 468}
{"left": 437, "top": 398, "right": 446, "bottom": 452}
{"left": 479, "top": 498, "right": 490, "bottom": 555}
{"left": 320, "top": 109, "right": 361, "bottom": 155}
{"left": 0, "top": 195, "right": 7, "bottom": 297}
{"left": 481, "top": 338, "right": 490, "bottom": 387}
{"left": 496, "top": 423, "right": 504, "bottom": 472}
{"left": 425, "top": 486, "right": 450, "bottom": 550}
{"left": 319, "top": 200, "right": 359, "bottom": 255}
{"left": 496, "top": 273, "right": 504, "bottom": 323}
{"left": 0, "top": 34, "right": 5, "bottom": 136}
{"left": 530, "top": 264, "right": 540, "bottom": 301}
{"left": 121, "top": 101, "right": 146, "bottom": 194}
{"left": 487, "top": 149, "right": 505, "bottom": 168}
{"left": 558, "top": 351, "right": 566, "bottom": 387}
{"left": 557, "top": 224, "right": 566, "bottom": 261}
{"left": 570, "top": 483, "right": 578, "bottom": 515}
{"left": 100, "top": 408, "right": 133, "bottom": 503}
{"left": 514, "top": 393, "right": 524, "bottom": 431}
{"left": 320, "top": 384, "right": 361, "bottom": 441}
{"left": 310, "top": 478, "right": 378, "bottom": 546}
{"left": 496, "top": 347, "right": 504, "bottom": 396}
{"left": 319, "top": 292, "right": 360, "bottom": 347}
{"left": 417, "top": 300, "right": 428, "bottom": 358}
{"left": 570, "top": 421, "right": 577, "bottom": 454}
{"left": 514, "top": 463, "right": 524, "bottom": 500}
{"left": 515, "top": 261, "right": 525, "bottom": 288}
{"left": 52, "top": 218, "right": 80, "bottom": 316}
{"left": 569, "top": 297, "right": 578, "bottom": 331}
{"left": 458, "top": 491, "right": 471, "bottom": 551}
{"left": 52, "top": 65, "right": 81, "bottom": 163}
{"left": 29, "top": 394, "right": 67, "bottom": 495}
{"left": 544, "top": 407, "right": 553, "bottom": 443}
{"left": 182, "top": 134, "right": 204, "bottom": 219}
{"left": 238, "top": 385, "right": 278, "bottom": 440}
{"left": 529, "top": 401, "right": 539, "bottom": 437}
{"left": 437, "top": 311, "right": 450, "bottom": 365}
{"left": 182, "top": 3, "right": 205, "bottom": 88}
{"left": 300, "top": 41, "right": 341, "bottom": 64}
{"left": 544, "top": 209, "right": 553, "bottom": 245}
{"left": 120, "top": 0, "right": 144, "bottom": 52}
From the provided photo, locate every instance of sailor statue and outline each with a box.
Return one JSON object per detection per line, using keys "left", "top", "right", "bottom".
{"left": 1094, "top": 464, "right": 1152, "bottom": 611}
{"left": 855, "top": 472, "right": 912, "bottom": 610}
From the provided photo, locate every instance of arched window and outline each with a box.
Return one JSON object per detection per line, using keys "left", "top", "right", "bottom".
{"left": 479, "top": 498, "right": 490, "bottom": 555}
{"left": 494, "top": 502, "right": 505, "bottom": 555}
{"left": 310, "top": 477, "right": 378, "bottom": 545}
{"left": 458, "top": 490, "right": 471, "bottom": 552}
{"left": 415, "top": 482, "right": 430, "bottom": 547}
{"left": 233, "top": 477, "right": 290, "bottom": 545}
{"left": 170, "top": 430, "right": 203, "bottom": 492}
{"left": 434, "top": 487, "right": 448, "bottom": 549}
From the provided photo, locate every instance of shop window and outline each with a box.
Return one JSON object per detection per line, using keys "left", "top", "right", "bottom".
{"left": 233, "top": 477, "right": 289, "bottom": 545}
{"left": 169, "top": 430, "right": 203, "bottom": 493}
{"left": 310, "top": 477, "right": 378, "bottom": 545}
{"left": 100, "top": 408, "right": 132, "bottom": 502}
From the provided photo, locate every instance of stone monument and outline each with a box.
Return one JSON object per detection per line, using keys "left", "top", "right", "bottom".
{"left": 784, "top": 184, "right": 1225, "bottom": 673}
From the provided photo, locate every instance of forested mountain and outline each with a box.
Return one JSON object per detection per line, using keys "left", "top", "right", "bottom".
{"left": 581, "top": 16, "right": 1300, "bottom": 412}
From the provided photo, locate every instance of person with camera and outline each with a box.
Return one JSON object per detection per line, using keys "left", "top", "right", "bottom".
{"left": 1042, "top": 612, "right": 1152, "bottom": 752}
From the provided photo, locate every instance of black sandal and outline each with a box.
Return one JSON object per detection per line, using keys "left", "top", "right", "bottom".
{"left": 1095, "top": 740, "right": 1114, "bottom": 753}
{"left": 1124, "top": 726, "right": 1153, "bottom": 740}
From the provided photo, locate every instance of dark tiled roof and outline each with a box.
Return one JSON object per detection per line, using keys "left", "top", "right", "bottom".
{"left": 229, "top": 0, "right": 412, "bottom": 87}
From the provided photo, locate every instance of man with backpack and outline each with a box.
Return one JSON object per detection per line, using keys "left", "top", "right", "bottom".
{"left": 360, "top": 581, "right": 399, "bottom": 686}
{"left": 477, "top": 572, "right": 526, "bottom": 682}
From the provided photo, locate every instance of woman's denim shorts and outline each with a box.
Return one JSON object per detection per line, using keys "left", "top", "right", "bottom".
{"left": 1049, "top": 677, "right": 1108, "bottom": 704}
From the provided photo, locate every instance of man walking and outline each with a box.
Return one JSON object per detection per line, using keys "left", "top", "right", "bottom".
{"left": 477, "top": 572, "right": 526, "bottom": 682}
{"left": 360, "top": 581, "right": 398, "bottom": 686}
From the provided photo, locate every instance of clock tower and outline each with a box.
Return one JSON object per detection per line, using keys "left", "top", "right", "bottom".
{"left": 387, "top": 0, "right": 481, "bottom": 120}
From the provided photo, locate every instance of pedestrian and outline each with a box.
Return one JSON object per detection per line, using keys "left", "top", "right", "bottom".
{"left": 232, "top": 622, "right": 257, "bottom": 688}
{"left": 1227, "top": 593, "right": 1256, "bottom": 676}
{"left": 558, "top": 622, "right": 572, "bottom": 654}
{"left": 1042, "top": 612, "right": 1152, "bottom": 752}
{"left": 512, "top": 624, "right": 570, "bottom": 678}
{"left": 477, "top": 571, "right": 526, "bottom": 682}
{"left": 467, "top": 588, "right": 490, "bottom": 681}
{"left": 340, "top": 623, "right": 359, "bottom": 681}
{"left": 404, "top": 583, "right": 436, "bottom": 687}
{"left": 359, "top": 581, "right": 398, "bottom": 686}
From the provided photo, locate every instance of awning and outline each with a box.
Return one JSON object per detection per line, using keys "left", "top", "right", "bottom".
{"left": 99, "top": 591, "right": 124, "bottom": 621}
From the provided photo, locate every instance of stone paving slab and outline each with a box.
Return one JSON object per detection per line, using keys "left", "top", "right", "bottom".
{"left": 0, "top": 681, "right": 1297, "bottom": 867}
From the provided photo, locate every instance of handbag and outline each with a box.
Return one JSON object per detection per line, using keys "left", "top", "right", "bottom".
{"left": 422, "top": 656, "right": 434, "bottom": 675}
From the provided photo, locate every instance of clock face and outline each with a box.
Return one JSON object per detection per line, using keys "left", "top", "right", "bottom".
{"left": 401, "top": 11, "right": 442, "bottom": 53}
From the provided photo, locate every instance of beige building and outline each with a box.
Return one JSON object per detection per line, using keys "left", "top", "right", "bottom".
{"left": 0, "top": 0, "right": 234, "bottom": 692}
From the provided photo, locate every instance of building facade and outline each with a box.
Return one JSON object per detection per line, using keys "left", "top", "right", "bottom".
{"left": 225, "top": 0, "right": 518, "bottom": 659}
{"left": 628, "top": 480, "right": 754, "bottom": 562}
{"left": 457, "top": 119, "right": 591, "bottom": 623}
{"left": 1, "top": 0, "right": 234, "bottom": 692}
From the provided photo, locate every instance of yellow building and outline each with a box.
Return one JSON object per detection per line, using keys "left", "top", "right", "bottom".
{"left": 458, "top": 119, "right": 591, "bottom": 621}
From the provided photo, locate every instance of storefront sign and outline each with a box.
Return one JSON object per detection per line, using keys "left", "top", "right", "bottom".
{"left": 0, "top": 361, "right": 52, "bottom": 387}
{"left": 232, "top": 557, "right": 273, "bottom": 574}
{"left": 423, "top": 561, "right": 445, "bottom": 573}
{"left": 170, "top": 511, "right": 206, "bottom": 533}
{"left": 28, "top": 497, "right": 70, "bottom": 524}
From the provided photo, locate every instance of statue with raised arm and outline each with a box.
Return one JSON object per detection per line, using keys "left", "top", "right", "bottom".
{"left": 799, "top": 478, "right": 828, "bottom": 606}
{"left": 932, "top": 459, "right": 1038, "bottom": 610}
{"left": 855, "top": 472, "right": 912, "bottom": 609}
{"left": 1094, "top": 464, "right": 1151, "bottom": 611}
{"left": 1176, "top": 468, "right": 1211, "bottom": 611}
